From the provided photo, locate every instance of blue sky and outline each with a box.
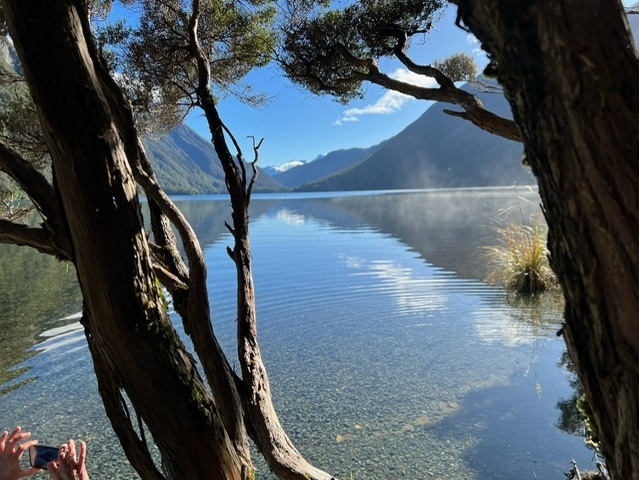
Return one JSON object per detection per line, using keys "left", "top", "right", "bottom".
{"left": 180, "top": 2, "right": 637, "bottom": 168}
{"left": 186, "top": 4, "right": 485, "bottom": 167}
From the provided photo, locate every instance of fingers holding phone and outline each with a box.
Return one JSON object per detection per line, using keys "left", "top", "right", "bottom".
{"left": 1, "top": 427, "right": 90, "bottom": 480}
{"left": 28, "top": 444, "right": 59, "bottom": 470}
{"left": 0, "top": 426, "right": 42, "bottom": 480}
{"left": 46, "top": 440, "right": 90, "bottom": 480}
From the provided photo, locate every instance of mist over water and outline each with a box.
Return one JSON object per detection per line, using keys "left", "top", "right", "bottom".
{"left": 0, "top": 188, "right": 591, "bottom": 479}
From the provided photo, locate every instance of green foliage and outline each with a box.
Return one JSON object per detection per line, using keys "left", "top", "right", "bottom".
{"left": 93, "top": 19, "right": 132, "bottom": 72}
{"left": 2, "top": 0, "right": 276, "bottom": 135}
{"left": 118, "top": 0, "right": 276, "bottom": 132}
{"left": 279, "top": 0, "right": 446, "bottom": 102}
{"left": 577, "top": 393, "right": 602, "bottom": 450}
{"left": 433, "top": 52, "right": 478, "bottom": 82}
{"left": 281, "top": 8, "right": 365, "bottom": 102}
{"left": 87, "top": 0, "right": 137, "bottom": 20}
{"left": 0, "top": 41, "right": 50, "bottom": 214}
{"left": 354, "top": 0, "right": 443, "bottom": 55}
{"left": 0, "top": 73, "right": 49, "bottom": 169}
{"left": 483, "top": 208, "right": 557, "bottom": 294}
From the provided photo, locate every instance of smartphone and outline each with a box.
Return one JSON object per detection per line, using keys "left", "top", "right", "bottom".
{"left": 28, "top": 445, "right": 59, "bottom": 469}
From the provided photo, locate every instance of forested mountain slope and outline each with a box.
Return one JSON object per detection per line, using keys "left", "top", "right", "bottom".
{"left": 143, "top": 125, "right": 284, "bottom": 194}
{"left": 297, "top": 81, "right": 531, "bottom": 191}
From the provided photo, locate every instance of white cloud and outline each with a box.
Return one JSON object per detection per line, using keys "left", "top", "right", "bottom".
{"left": 466, "top": 33, "right": 484, "bottom": 57}
{"left": 272, "top": 160, "right": 305, "bottom": 173}
{"left": 333, "top": 68, "right": 437, "bottom": 126}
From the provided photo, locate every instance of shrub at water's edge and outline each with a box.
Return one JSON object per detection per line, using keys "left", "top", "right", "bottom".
{"left": 483, "top": 212, "right": 558, "bottom": 294}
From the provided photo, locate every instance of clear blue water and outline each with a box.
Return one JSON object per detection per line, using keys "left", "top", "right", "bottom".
{"left": 0, "top": 188, "right": 593, "bottom": 479}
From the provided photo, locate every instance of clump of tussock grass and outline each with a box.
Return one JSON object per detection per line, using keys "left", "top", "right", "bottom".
{"left": 483, "top": 208, "right": 558, "bottom": 295}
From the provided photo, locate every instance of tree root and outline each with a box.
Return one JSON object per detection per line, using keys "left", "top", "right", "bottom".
{"left": 565, "top": 459, "right": 610, "bottom": 480}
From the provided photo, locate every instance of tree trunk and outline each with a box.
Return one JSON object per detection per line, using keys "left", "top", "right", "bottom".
{"left": 198, "top": 78, "right": 335, "bottom": 480}
{"left": 3, "top": 1, "right": 245, "bottom": 478}
{"left": 453, "top": 1, "right": 639, "bottom": 478}
{"left": 187, "top": 6, "right": 335, "bottom": 477}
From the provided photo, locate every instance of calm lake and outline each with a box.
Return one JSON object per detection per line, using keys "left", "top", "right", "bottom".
{"left": 0, "top": 188, "right": 593, "bottom": 479}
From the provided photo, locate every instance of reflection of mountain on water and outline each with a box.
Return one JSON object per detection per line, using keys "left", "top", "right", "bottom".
{"left": 242, "top": 188, "right": 543, "bottom": 282}
{"left": 323, "top": 188, "right": 542, "bottom": 280}
{"left": 166, "top": 197, "right": 277, "bottom": 247}
{"left": 0, "top": 243, "right": 81, "bottom": 392}
{"left": 152, "top": 188, "right": 560, "bottom": 351}
{"left": 170, "top": 188, "right": 543, "bottom": 283}
{"left": 239, "top": 188, "right": 562, "bottom": 349}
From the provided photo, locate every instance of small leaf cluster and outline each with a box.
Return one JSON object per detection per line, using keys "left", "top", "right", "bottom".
{"left": 433, "top": 52, "right": 478, "bottom": 82}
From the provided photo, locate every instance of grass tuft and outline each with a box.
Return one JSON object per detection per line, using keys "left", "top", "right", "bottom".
{"left": 483, "top": 210, "right": 557, "bottom": 294}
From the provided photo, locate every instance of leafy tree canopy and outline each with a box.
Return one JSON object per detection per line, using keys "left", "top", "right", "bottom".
{"left": 280, "top": 0, "right": 446, "bottom": 102}
{"left": 0, "top": 0, "right": 277, "bottom": 208}
{"left": 433, "top": 51, "right": 478, "bottom": 83}
{"left": 278, "top": 0, "right": 521, "bottom": 141}
{"left": 110, "top": 0, "right": 277, "bottom": 132}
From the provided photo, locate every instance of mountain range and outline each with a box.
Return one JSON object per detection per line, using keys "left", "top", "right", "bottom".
{"left": 289, "top": 81, "right": 531, "bottom": 191}
{"left": 142, "top": 125, "right": 283, "bottom": 194}
{"left": 272, "top": 141, "right": 388, "bottom": 188}
{"left": 5, "top": 10, "right": 638, "bottom": 195}
{"left": 141, "top": 80, "right": 532, "bottom": 194}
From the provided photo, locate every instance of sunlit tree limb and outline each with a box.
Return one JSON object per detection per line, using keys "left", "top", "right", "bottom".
{"left": 0, "top": 140, "right": 72, "bottom": 258}
{"left": 279, "top": 0, "right": 522, "bottom": 142}
{"left": 0, "top": 141, "right": 55, "bottom": 217}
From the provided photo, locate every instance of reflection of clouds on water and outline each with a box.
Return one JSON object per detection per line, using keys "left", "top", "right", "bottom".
{"left": 37, "top": 321, "right": 85, "bottom": 353}
{"left": 31, "top": 320, "right": 89, "bottom": 377}
{"left": 0, "top": 314, "right": 89, "bottom": 395}
{"left": 341, "top": 254, "right": 448, "bottom": 315}
{"left": 59, "top": 311, "right": 82, "bottom": 321}
{"left": 39, "top": 319, "right": 82, "bottom": 338}
{"left": 473, "top": 307, "right": 539, "bottom": 346}
{"left": 274, "top": 208, "right": 308, "bottom": 226}
{"left": 473, "top": 293, "right": 563, "bottom": 346}
{"left": 342, "top": 245, "right": 562, "bottom": 347}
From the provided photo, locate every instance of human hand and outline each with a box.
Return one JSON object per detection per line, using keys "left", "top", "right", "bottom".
{"left": 0, "top": 426, "right": 42, "bottom": 480}
{"left": 47, "top": 439, "right": 90, "bottom": 480}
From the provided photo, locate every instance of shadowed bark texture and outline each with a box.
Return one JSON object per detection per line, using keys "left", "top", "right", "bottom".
{"left": 452, "top": 1, "right": 639, "bottom": 479}
{"left": 3, "top": 1, "right": 245, "bottom": 478}
{"left": 2, "top": 0, "right": 336, "bottom": 478}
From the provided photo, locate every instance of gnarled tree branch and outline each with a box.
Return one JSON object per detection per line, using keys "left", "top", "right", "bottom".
{"left": 279, "top": 4, "right": 523, "bottom": 143}
{"left": 0, "top": 140, "right": 72, "bottom": 258}
{"left": 0, "top": 219, "right": 65, "bottom": 257}
{"left": 189, "top": 1, "right": 334, "bottom": 478}
{"left": 83, "top": 306, "right": 167, "bottom": 480}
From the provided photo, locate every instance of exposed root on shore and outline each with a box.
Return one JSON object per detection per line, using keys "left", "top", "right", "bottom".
{"left": 564, "top": 459, "right": 610, "bottom": 480}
